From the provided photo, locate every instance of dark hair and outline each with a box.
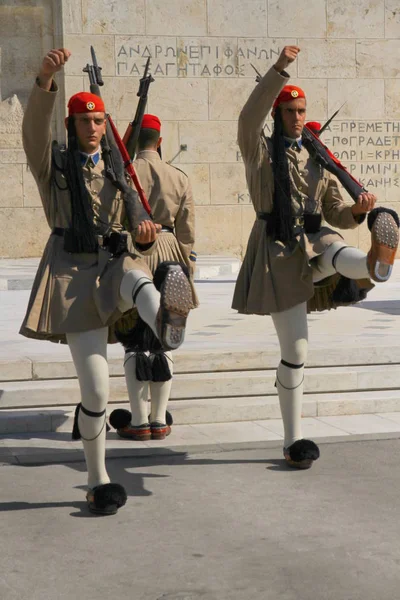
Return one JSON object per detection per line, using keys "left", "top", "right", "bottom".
{"left": 63, "top": 116, "right": 98, "bottom": 253}
{"left": 267, "top": 107, "right": 294, "bottom": 243}
{"left": 138, "top": 128, "right": 160, "bottom": 150}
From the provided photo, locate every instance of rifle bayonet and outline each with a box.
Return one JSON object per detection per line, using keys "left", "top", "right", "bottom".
{"left": 90, "top": 45, "right": 103, "bottom": 87}
{"left": 318, "top": 101, "right": 347, "bottom": 135}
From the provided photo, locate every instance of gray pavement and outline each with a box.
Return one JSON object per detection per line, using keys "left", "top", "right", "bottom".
{"left": 1, "top": 440, "right": 400, "bottom": 600}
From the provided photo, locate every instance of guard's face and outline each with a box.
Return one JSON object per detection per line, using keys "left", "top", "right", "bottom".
{"left": 279, "top": 98, "right": 306, "bottom": 138}
{"left": 74, "top": 112, "right": 106, "bottom": 153}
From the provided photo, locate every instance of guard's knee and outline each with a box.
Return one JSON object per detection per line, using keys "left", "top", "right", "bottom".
{"left": 72, "top": 403, "right": 109, "bottom": 440}
{"left": 283, "top": 339, "right": 308, "bottom": 366}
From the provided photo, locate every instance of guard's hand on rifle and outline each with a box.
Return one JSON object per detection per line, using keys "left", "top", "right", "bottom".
{"left": 135, "top": 220, "right": 161, "bottom": 244}
{"left": 351, "top": 193, "right": 376, "bottom": 217}
{"left": 274, "top": 46, "right": 300, "bottom": 73}
{"left": 38, "top": 48, "right": 71, "bottom": 90}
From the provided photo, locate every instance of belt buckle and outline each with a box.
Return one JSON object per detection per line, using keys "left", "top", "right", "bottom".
{"left": 97, "top": 235, "right": 106, "bottom": 249}
{"left": 295, "top": 216, "right": 304, "bottom": 227}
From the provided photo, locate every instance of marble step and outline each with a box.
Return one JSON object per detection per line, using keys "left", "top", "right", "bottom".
{"left": 1, "top": 364, "right": 400, "bottom": 410}
{"left": 2, "top": 389, "right": 400, "bottom": 435}
{"left": 2, "top": 345, "right": 400, "bottom": 382}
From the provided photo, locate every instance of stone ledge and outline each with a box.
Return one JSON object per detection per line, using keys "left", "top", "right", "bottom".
{"left": 3, "top": 345, "right": 400, "bottom": 382}
{"left": 2, "top": 390, "right": 400, "bottom": 434}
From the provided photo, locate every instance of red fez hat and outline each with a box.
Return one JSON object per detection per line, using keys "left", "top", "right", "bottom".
{"left": 305, "top": 121, "right": 321, "bottom": 135}
{"left": 141, "top": 114, "right": 161, "bottom": 131}
{"left": 68, "top": 92, "right": 105, "bottom": 116}
{"left": 273, "top": 85, "right": 306, "bottom": 110}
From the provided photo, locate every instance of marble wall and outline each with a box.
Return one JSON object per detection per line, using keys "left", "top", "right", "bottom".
{"left": 1, "top": 0, "right": 400, "bottom": 257}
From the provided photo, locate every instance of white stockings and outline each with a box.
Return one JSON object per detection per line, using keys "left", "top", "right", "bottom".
{"left": 67, "top": 269, "right": 164, "bottom": 488}
{"left": 271, "top": 241, "right": 370, "bottom": 448}
{"left": 123, "top": 351, "right": 174, "bottom": 426}
{"left": 271, "top": 302, "right": 308, "bottom": 448}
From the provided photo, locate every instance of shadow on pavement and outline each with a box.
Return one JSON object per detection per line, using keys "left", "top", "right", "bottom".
{"left": 0, "top": 447, "right": 292, "bottom": 517}
{"left": 358, "top": 300, "right": 400, "bottom": 315}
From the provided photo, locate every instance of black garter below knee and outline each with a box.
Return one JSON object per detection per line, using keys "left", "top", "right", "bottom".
{"left": 117, "top": 316, "right": 172, "bottom": 382}
{"left": 72, "top": 403, "right": 110, "bottom": 441}
{"left": 275, "top": 359, "right": 304, "bottom": 390}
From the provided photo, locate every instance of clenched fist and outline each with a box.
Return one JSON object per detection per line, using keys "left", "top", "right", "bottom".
{"left": 135, "top": 220, "right": 162, "bottom": 245}
{"left": 351, "top": 193, "right": 376, "bottom": 217}
{"left": 38, "top": 48, "right": 71, "bottom": 90}
{"left": 274, "top": 46, "right": 300, "bottom": 73}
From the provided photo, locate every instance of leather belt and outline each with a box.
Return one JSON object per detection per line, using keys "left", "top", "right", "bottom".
{"left": 52, "top": 228, "right": 128, "bottom": 256}
{"left": 257, "top": 212, "right": 321, "bottom": 233}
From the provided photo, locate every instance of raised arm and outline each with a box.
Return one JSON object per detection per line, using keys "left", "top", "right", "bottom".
{"left": 22, "top": 49, "right": 71, "bottom": 184}
{"left": 238, "top": 46, "right": 300, "bottom": 163}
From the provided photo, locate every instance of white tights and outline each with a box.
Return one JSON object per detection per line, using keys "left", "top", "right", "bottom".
{"left": 313, "top": 241, "right": 369, "bottom": 282}
{"left": 123, "top": 351, "right": 174, "bottom": 426}
{"left": 67, "top": 269, "right": 161, "bottom": 489}
{"left": 271, "top": 242, "right": 369, "bottom": 448}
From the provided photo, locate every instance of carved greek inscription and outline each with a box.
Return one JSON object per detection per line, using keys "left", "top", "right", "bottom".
{"left": 116, "top": 43, "right": 280, "bottom": 77}
{"left": 234, "top": 121, "right": 400, "bottom": 194}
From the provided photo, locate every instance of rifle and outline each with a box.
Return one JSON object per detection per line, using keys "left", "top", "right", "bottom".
{"left": 301, "top": 123, "right": 366, "bottom": 201}
{"left": 122, "top": 57, "right": 155, "bottom": 160}
{"left": 83, "top": 47, "right": 153, "bottom": 219}
{"left": 250, "top": 64, "right": 367, "bottom": 202}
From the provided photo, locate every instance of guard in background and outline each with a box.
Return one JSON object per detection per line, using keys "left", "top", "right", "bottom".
{"left": 232, "top": 45, "right": 399, "bottom": 469}
{"left": 21, "top": 49, "right": 192, "bottom": 515}
{"left": 110, "top": 114, "right": 198, "bottom": 442}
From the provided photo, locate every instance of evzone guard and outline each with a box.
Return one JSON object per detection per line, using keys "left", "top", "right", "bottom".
{"left": 109, "top": 113, "right": 199, "bottom": 442}
{"left": 232, "top": 45, "right": 399, "bottom": 469}
{"left": 21, "top": 48, "right": 193, "bottom": 515}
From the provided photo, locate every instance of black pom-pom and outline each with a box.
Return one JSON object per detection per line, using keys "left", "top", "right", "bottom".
{"left": 332, "top": 276, "right": 368, "bottom": 304}
{"left": 109, "top": 408, "right": 132, "bottom": 430}
{"left": 287, "top": 439, "right": 320, "bottom": 462}
{"left": 151, "top": 352, "right": 172, "bottom": 382}
{"left": 166, "top": 410, "right": 173, "bottom": 426}
{"left": 153, "top": 261, "right": 190, "bottom": 292}
{"left": 72, "top": 403, "right": 81, "bottom": 440}
{"left": 115, "top": 317, "right": 147, "bottom": 351}
{"left": 92, "top": 483, "right": 127, "bottom": 510}
{"left": 367, "top": 207, "right": 400, "bottom": 231}
{"left": 136, "top": 352, "right": 153, "bottom": 381}
{"left": 116, "top": 317, "right": 162, "bottom": 354}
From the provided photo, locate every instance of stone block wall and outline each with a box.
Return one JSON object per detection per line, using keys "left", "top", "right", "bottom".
{"left": 1, "top": 0, "right": 400, "bottom": 258}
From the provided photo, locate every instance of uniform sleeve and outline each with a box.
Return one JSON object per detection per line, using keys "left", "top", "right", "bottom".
{"left": 22, "top": 80, "right": 58, "bottom": 188}
{"left": 238, "top": 66, "right": 289, "bottom": 164}
{"left": 133, "top": 239, "right": 156, "bottom": 256}
{"left": 321, "top": 173, "right": 364, "bottom": 229}
{"left": 175, "top": 177, "right": 195, "bottom": 271}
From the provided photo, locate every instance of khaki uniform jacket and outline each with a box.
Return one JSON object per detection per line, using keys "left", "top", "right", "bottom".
{"left": 133, "top": 150, "right": 198, "bottom": 307}
{"left": 232, "top": 66, "right": 372, "bottom": 315}
{"left": 20, "top": 81, "right": 152, "bottom": 343}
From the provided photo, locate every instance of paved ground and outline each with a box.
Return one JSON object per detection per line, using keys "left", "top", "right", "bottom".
{"left": 1, "top": 439, "right": 400, "bottom": 600}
